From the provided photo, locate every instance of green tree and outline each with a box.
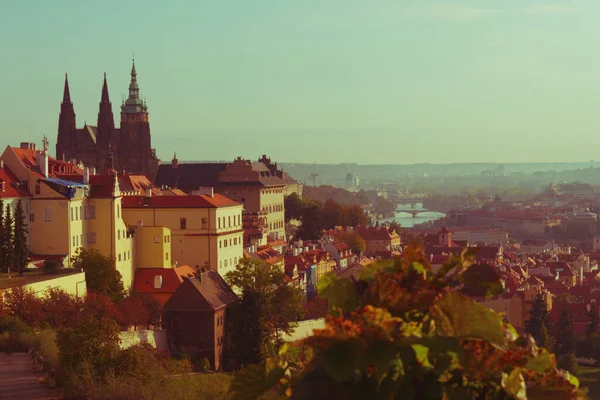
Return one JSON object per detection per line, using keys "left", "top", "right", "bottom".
{"left": 226, "top": 259, "right": 304, "bottom": 362}
{"left": 587, "top": 307, "right": 599, "bottom": 337}
{"left": 284, "top": 193, "right": 304, "bottom": 222}
{"left": 57, "top": 316, "right": 122, "bottom": 381}
{"left": 13, "top": 200, "right": 29, "bottom": 275}
{"left": 73, "top": 249, "right": 125, "bottom": 302}
{"left": 554, "top": 307, "right": 578, "bottom": 375}
{"left": 375, "top": 197, "right": 395, "bottom": 215}
{"left": 343, "top": 204, "right": 368, "bottom": 227}
{"left": 2, "top": 204, "right": 14, "bottom": 273}
{"left": 321, "top": 199, "right": 345, "bottom": 229}
{"left": 298, "top": 200, "right": 324, "bottom": 240}
{"left": 525, "top": 292, "right": 552, "bottom": 347}
{"left": 337, "top": 231, "right": 366, "bottom": 255}
{"left": 230, "top": 244, "right": 585, "bottom": 399}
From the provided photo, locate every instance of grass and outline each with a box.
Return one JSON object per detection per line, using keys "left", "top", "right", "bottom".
{"left": 578, "top": 366, "right": 600, "bottom": 398}
{"left": 168, "top": 373, "right": 284, "bottom": 400}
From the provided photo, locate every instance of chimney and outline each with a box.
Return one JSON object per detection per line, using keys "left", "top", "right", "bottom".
{"left": 153, "top": 275, "right": 163, "bottom": 289}
{"left": 197, "top": 186, "right": 214, "bottom": 198}
{"left": 36, "top": 150, "right": 49, "bottom": 178}
{"left": 0, "top": 160, "right": 3, "bottom": 169}
{"left": 146, "top": 188, "right": 152, "bottom": 198}
{"left": 83, "top": 167, "right": 90, "bottom": 185}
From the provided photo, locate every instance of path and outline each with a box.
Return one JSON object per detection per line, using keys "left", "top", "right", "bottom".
{"left": 0, "top": 353, "right": 56, "bottom": 400}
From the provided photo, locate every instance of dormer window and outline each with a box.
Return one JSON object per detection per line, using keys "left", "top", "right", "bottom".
{"left": 0, "top": 181, "right": 4, "bottom": 192}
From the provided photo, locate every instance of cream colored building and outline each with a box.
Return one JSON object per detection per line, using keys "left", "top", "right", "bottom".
{"left": 1, "top": 143, "right": 135, "bottom": 289}
{"left": 122, "top": 193, "right": 244, "bottom": 277}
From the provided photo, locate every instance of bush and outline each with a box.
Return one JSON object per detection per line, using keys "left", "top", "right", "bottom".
{"left": 0, "top": 315, "right": 30, "bottom": 335}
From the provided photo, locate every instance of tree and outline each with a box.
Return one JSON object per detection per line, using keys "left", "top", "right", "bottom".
{"left": 3, "top": 204, "right": 14, "bottom": 273}
{"left": 321, "top": 199, "right": 345, "bottom": 229}
{"left": 298, "top": 200, "right": 324, "bottom": 240}
{"left": 284, "top": 193, "right": 304, "bottom": 222}
{"left": 375, "top": 197, "right": 395, "bottom": 215}
{"left": 343, "top": 204, "right": 368, "bottom": 227}
{"left": 118, "top": 294, "right": 161, "bottom": 330}
{"left": 73, "top": 249, "right": 125, "bottom": 302}
{"left": 337, "top": 231, "right": 366, "bottom": 255}
{"left": 554, "top": 307, "right": 578, "bottom": 375}
{"left": 13, "top": 200, "right": 29, "bottom": 275}
{"left": 57, "top": 316, "right": 122, "bottom": 381}
{"left": 1, "top": 286, "right": 44, "bottom": 327}
{"left": 225, "top": 259, "right": 304, "bottom": 363}
{"left": 525, "top": 292, "right": 552, "bottom": 347}
{"left": 587, "top": 307, "right": 599, "bottom": 337}
{"left": 230, "top": 244, "right": 585, "bottom": 399}
{"left": 41, "top": 288, "right": 83, "bottom": 329}
{"left": 83, "top": 292, "right": 121, "bottom": 321}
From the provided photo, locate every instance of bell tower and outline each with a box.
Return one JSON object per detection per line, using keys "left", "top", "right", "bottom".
{"left": 119, "top": 59, "right": 157, "bottom": 178}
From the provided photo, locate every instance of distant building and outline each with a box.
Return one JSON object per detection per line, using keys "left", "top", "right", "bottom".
{"left": 156, "top": 155, "right": 297, "bottom": 244}
{"left": 345, "top": 173, "right": 359, "bottom": 191}
{"left": 56, "top": 61, "right": 159, "bottom": 180}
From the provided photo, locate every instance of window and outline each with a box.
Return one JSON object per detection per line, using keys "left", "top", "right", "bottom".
{"left": 80, "top": 234, "right": 83, "bottom": 245}
{"left": 224, "top": 259, "right": 228, "bottom": 268}
{"left": 224, "top": 240, "right": 227, "bottom": 248}
{"left": 118, "top": 230, "right": 121, "bottom": 240}
{"left": 72, "top": 236, "right": 76, "bottom": 247}
{"left": 180, "top": 218, "right": 187, "bottom": 230}
{"left": 228, "top": 216, "right": 231, "bottom": 226}
{"left": 88, "top": 232, "right": 96, "bottom": 244}
{"left": 70, "top": 207, "right": 73, "bottom": 221}
{"left": 118, "top": 254, "right": 121, "bottom": 261}
{"left": 88, "top": 205, "right": 96, "bottom": 219}
{"left": 35, "top": 184, "right": 41, "bottom": 195}
{"left": 218, "top": 218, "right": 221, "bottom": 229}
{"left": 171, "top": 319, "right": 180, "bottom": 329}
{"left": 166, "top": 252, "right": 169, "bottom": 261}
{"left": 219, "top": 241, "right": 222, "bottom": 249}
{"left": 29, "top": 213, "right": 34, "bottom": 222}
{"left": 117, "top": 205, "right": 120, "bottom": 218}
{"left": 202, "top": 218, "right": 208, "bottom": 229}
{"left": 79, "top": 206, "right": 82, "bottom": 219}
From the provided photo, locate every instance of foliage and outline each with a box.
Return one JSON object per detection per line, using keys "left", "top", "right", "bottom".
{"left": 343, "top": 204, "right": 368, "bottom": 227}
{"left": 73, "top": 248, "right": 126, "bottom": 301}
{"left": 525, "top": 292, "right": 553, "bottom": 348}
{"left": 230, "top": 244, "right": 585, "bottom": 399}
{"left": 297, "top": 200, "right": 323, "bottom": 240}
{"left": 57, "top": 316, "right": 123, "bottom": 381}
{"left": 2, "top": 203, "right": 14, "bottom": 272}
{"left": 226, "top": 259, "right": 304, "bottom": 366}
{"left": 83, "top": 292, "right": 121, "bottom": 322}
{"left": 322, "top": 199, "right": 346, "bottom": 229}
{"left": 1, "top": 286, "right": 44, "bottom": 326}
{"left": 284, "top": 193, "right": 304, "bottom": 222}
{"left": 374, "top": 197, "right": 396, "bottom": 215}
{"left": 41, "top": 288, "right": 84, "bottom": 329}
{"left": 335, "top": 230, "right": 366, "bottom": 255}
{"left": 554, "top": 307, "right": 578, "bottom": 375}
{"left": 13, "top": 199, "right": 29, "bottom": 275}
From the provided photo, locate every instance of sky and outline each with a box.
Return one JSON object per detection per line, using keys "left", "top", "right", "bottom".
{"left": 0, "top": 0, "right": 599, "bottom": 164}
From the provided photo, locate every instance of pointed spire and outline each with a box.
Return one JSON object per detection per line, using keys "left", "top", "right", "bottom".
{"left": 101, "top": 72, "right": 110, "bottom": 103}
{"left": 62, "top": 73, "right": 72, "bottom": 104}
{"left": 131, "top": 57, "right": 137, "bottom": 77}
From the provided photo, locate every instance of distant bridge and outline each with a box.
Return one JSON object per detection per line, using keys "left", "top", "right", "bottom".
{"left": 395, "top": 207, "right": 439, "bottom": 218}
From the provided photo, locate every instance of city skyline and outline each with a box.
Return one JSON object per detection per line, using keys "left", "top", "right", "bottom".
{"left": 1, "top": 0, "right": 599, "bottom": 164}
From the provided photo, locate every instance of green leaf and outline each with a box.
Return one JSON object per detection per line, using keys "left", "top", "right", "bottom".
{"left": 317, "top": 273, "right": 358, "bottom": 315}
{"left": 501, "top": 369, "right": 526, "bottom": 400}
{"left": 431, "top": 292, "right": 506, "bottom": 346}
{"left": 359, "top": 260, "right": 394, "bottom": 282}
{"left": 411, "top": 344, "right": 431, "bottom": 367}
{"left": 460, "top": 264, "right": 504, "bottom": 298}
{"left": 525, "top": 349, "right": 555, "bottom": 374}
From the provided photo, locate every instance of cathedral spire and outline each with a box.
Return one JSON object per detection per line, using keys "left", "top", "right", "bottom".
{"left": 101, "top": 72, "right": 110, "bottom": 103}
{"left": 121, "top": 58, "right": 145, "bottom": 113}
{"left": 62, "top": 73, "right": 72, "bottom": 104}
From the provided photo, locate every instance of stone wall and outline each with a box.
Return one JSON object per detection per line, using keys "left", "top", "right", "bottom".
{"left": 119, "top": 329, "right": 169, "bottom": 352}
{"left": 281, "top": 318, "right": 325, "bottom": 342}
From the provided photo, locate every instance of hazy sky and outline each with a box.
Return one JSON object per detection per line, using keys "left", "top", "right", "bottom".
{"left": 1, "top": 0, "right": 598, "bottom": 164}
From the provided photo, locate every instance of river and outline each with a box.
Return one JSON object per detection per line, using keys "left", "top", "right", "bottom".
{"left": 379, "top": 203, "right": 446, "bottom": 228}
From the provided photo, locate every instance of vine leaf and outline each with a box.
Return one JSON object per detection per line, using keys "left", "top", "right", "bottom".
{"left": 431, "top": 291, "right": 506, "bottom": 346}
{"left": 317, "top": 273, "right": 358, "bottom": 316}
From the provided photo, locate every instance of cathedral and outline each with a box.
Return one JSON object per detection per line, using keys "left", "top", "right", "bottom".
{"left": 56, "top": 60, "right": 159, "bottom": 179}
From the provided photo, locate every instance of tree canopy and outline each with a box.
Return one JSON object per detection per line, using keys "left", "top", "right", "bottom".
{"left": 73, "top": 248, "right": 125, "bottom": 302}
{"left": 230, "top": 245, "right": 585, "bottom": 399}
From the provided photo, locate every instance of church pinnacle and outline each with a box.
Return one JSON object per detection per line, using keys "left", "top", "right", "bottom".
{"left": 121, "top": 58, "right": 146, "bottom": 113}
{"left": 62, "top": 73, "right": 72, "bottom": 104}
{"left": 101, "top": 72, "right": 110, "bottom": 104}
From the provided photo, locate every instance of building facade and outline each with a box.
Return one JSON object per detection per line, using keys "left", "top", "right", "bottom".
{"left": 56, "top": 61, "right": 159, "bottom": 179}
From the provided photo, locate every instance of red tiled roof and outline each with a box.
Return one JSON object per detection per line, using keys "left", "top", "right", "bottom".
{"left": 0, "top": 167, "right": 31, "bottom": 198}
{"left": 132, "top": 265, "right": 196, "bottom": 294}
{"left": 122, "top": 193, "right": 240, "bottom": 208}
{"left": 11, "top": 147, "right": 83, "bottom": 178}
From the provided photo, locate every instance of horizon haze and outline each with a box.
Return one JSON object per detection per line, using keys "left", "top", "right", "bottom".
{"left": 1, "top": 0, "right": 598, "bottom": 164}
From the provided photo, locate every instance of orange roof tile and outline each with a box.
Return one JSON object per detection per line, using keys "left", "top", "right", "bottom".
{"left": 132, "top": 265, "right": 196, "bottom": 294}
{"left": 122, "top": 193, "right": 240, "bottom": 208}
{"left": 0, "top": 167, "right": 31, "bottom": 198}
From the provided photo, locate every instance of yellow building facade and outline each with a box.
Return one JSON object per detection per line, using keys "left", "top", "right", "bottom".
{"left": 122, "top": 194, "right": 244, "bottom": 277}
